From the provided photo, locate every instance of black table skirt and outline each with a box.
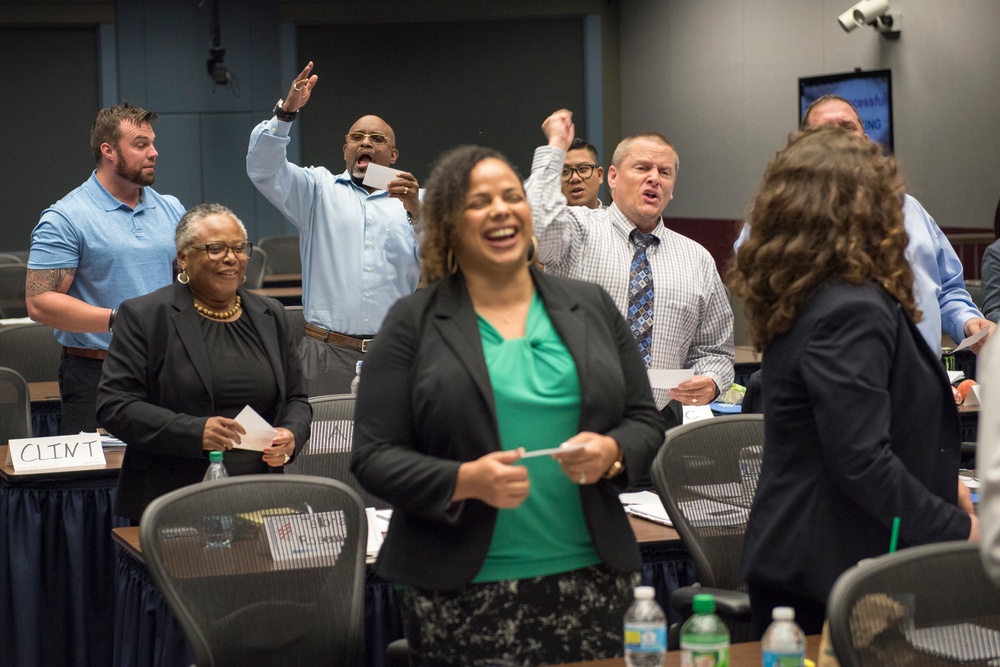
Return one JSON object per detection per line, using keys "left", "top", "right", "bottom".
{"left": 0, "top": 475, "right": 127, "bottom": 667}
{"left": 112, "top": 538, "right": 695, "bottom": 667}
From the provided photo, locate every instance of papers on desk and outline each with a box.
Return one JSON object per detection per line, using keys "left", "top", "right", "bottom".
{"left": 620, "top": 491, "right": 672, "bottom": 526}
{"left": 366, "top": 508, "right": 392, "bottom": 560}
{"left": 100, "top": 434, "right": 126, "bottom": 449}
{"left": 947, "top": 370, "right": 965, "bottom": 384}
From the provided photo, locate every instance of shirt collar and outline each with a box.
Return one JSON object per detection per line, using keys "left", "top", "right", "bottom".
{"left": 87, "top": 171, "right": 152, "bottom": 212}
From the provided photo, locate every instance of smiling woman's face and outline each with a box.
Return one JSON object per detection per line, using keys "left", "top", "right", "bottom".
{"left": 178, "top": 213, "right": 248, "bottom": 304}
{"left": 453, "top": 158, "right": 534, "bottom": 278}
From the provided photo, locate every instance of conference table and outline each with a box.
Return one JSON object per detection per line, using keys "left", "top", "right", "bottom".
{"left": 0, "top": 444, "right": 128, "bottom": 667}
{"left": 550, "top": 633, "right": 823, "bottom": 666}
{"left": 110, "top": 516, "right": 691, "bottom": 667}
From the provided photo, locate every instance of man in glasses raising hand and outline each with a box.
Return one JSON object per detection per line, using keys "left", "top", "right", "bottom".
{"left": 247, "top": 61, "right": 422, "bottom": 395}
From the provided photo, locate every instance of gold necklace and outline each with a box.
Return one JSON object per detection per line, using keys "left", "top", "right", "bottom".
{"left": 194, "top": 295, "right": 241, "bottom": 320}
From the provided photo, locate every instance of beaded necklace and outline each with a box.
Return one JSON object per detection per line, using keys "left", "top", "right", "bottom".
{"left": 194, "top": 295, "right": 241, "bottom": 321}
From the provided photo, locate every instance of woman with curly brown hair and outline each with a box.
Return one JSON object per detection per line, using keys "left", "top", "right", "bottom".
{"left": 351, "top": 145, "right": 663, "bottom": 665}
{"left": 730, "top": 126, "right": 977, "bottom": 636}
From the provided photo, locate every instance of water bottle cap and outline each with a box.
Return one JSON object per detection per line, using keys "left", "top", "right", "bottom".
{"left": 772, "top": 606, "right": 795, "bottom": 621}
{"left": 692, "top": 593, "right": 716, "bottom": 614}
{"left": 633, "top": 586, "right": 655, "bottom": 600}
{"left": 209, "top": 450, "right": 224, "bottom": 462}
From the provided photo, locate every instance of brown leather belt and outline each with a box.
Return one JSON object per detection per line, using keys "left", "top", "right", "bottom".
{"left": 63, "top": 346, "right": 108, "bottom": 361}
{"left": 303, "top": 323, "right": 373, "bottom": 353}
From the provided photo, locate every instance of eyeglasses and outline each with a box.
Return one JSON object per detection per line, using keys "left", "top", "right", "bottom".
{"left": 561, "top": 164, "right": 599, "bottom": 181}
{"left": 189, "top": 242, "right": 253, "bottom": 260}
{"left": 345, "top": 131, "right": 390, "bottom": 145}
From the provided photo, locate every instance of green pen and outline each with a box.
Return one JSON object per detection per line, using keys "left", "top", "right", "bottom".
{"left": 889, "top": 516, "right": 900, "bottom": 553}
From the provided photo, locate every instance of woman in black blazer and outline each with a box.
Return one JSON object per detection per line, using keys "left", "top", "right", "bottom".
{"left": 351, "top": 145, "right": 663, "bottom": 666}
{"left": 729, "top": 127, "right": 976, "bottom": 635}
{"left": 97, "top": 203, "right": 311, "bottom": 522}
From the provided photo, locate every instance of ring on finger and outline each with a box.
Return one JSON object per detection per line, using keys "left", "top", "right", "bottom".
{"left": 578, "top": 472, "right": 587, "bottom": 484}
{"left": 293, "top": 80, "right": 304, "bottom": 91}
{"left": 404, "top": 186, "right": 409, "bottom": 195}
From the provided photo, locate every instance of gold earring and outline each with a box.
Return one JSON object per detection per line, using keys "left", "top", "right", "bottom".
{"left": 526, "top": 235, "right": 539, "bottom": 263}
{"left": 177, "top": 270, "right": 190, "bottom": 284}
{"left": 446, "top": 248, "right": 458, "bottom": 275}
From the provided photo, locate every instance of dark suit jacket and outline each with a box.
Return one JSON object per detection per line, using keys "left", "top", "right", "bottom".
{"left": 350, "top": 267, "right": 664, "bottom": 590}
{"left": 97, "top": 282, "right": 311, "bottom": 521}
{"left": 741, "top": 282, "right": 971, "bottom": 604}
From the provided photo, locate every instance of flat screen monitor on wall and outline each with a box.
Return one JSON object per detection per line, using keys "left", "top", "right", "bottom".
{"left": 799, "top": 69, "right": 893, "bottom": 153}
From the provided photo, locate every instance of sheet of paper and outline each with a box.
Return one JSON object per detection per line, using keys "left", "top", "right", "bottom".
{"left": 952, "top": 326, "right": 990, "bottom": 353}
{"left": 620, "top": 491, "right": 672, "bottom": 526}
{"left": 361, "top": 163, "right": 403, "bottom": 191}
{"left": 964, "top": 384, "right": 982, "bottom": 408}
{"left": 947, "top": 370, "right": 965, "bottom": 384}
{"left": 231, "top": 405, "right": 280, "bottom": 452}
{"left": 518, "top": 443, "right": 585, "bottom": 459}
{"left": 365, "top": 507, "right": 385, "bottom": 558}
{"left": 647, "top": 368, "right": 695, "bottom": 390}
{"left": 682, "top": 404, "right": 715, "bottom": 424}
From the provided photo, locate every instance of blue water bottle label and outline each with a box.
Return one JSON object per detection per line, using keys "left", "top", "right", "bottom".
{"left": 763, "top": 650, "right": 805, "bottom": 667}
{"left": 624, "top": 623, "right": 667, "bottom": 652}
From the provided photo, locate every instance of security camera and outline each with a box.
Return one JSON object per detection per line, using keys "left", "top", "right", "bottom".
{"left": 838, "top": 0, "right": 890, "bottom": 32}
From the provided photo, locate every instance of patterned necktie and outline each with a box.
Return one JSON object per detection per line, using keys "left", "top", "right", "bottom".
{"left": 627, "top": 229, "right": 657, "bottom": 367}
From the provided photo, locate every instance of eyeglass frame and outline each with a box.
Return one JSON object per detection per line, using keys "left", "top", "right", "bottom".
{"left": 187, "top": 242, "right": 253, "bottom": 260}
{"left": 561, "top": 163, "right": 600, "bottom": 181}
{"left": 345, "top": 131, "right": 390, "bottom": 145}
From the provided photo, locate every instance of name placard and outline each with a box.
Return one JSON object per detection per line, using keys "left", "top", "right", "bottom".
{"left": 263, "top": 510, "right": 347, "bottom": 562}
{"left": 5, "top": 432, "right": 107, "bottom": 472}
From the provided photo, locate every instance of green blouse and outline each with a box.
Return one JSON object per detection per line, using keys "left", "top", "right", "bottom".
{"left": 473, "top": 293, "right": 601, "bottom": 583}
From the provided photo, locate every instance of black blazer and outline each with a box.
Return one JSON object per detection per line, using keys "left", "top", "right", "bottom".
{"left": 350, "top": 268, "right": 664, "bottom": 590}
{"left": 741, "top": 282, "right": 971, "bottom": 604}
{"left": 97, "top": 281, "right": 311, "bottom": 521}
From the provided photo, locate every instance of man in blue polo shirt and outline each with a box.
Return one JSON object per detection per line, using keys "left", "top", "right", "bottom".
{"left": 247, "top": 61, "right": 422, "bottom": 395}
{"left": 27, "top": 103, "right": 184, "bottom": 434}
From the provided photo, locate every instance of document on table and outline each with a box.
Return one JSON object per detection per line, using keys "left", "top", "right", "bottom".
{"left": 620, "top": 491, "right": 672, "bottom": 526}
{"left": 231, "top": 405, "right": 280, "bottom": 451}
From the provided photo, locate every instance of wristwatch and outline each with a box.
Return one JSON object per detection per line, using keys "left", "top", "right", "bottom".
{"left": 273, "top": 100, "right": 298, "bottom": 122}
{"left": 603, "top": 445, "right": 626, "bottom": 480}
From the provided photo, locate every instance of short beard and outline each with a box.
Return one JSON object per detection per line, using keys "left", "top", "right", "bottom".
{"left": 115, "top": 158, "right": 155, "bottom": 187}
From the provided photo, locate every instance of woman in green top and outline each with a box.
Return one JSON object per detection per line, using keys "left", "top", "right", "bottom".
{"left": 351, "top": 144, "right": 663, "bottom": 666}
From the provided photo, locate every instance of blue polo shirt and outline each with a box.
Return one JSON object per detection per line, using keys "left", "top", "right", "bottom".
{"left": 28, "top": 171, "right": 183, "bottom": 350}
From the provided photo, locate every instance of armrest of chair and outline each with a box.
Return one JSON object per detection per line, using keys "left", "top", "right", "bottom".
{"left": 669, "top": 585, "right": 751, "bottom": 621}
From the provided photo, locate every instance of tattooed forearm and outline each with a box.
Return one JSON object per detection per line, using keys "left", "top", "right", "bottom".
{"left": 26, "top": 268, "right": 76, "bottom": 296}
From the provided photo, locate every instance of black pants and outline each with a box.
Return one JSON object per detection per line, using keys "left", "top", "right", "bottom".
{"left": 58, "top": 353, "right": 104, "bottom": 435}
{"left": 748, "top": 582, "right": 827, "bottom": 637}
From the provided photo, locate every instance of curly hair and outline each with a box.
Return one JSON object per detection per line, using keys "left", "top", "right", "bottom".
{"left": 420, "top": 145, "right": 519, "bottom": 283}
{"left": 90, "top": 102, "right": 158, "bottom": 165}
{"left": 727, "top": 125, "right": 918, "bottom": 351}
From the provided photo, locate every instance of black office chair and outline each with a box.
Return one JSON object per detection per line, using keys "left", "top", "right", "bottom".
{"left": 139, "top": 475, "right": 367, "bottom": 667}
{"left": 827, "top": 541, "right": 1000, "bottom": 666}
{"left": 0, "top": 322, "right": 62, "bottom": 383}
{"left": 258, "top": 235, "right": 302, "bottom": 276}
{"left": 243, "top": 245, "right": 268, "bottom": 290}
{"left": 284, "top": 394, "right": 391, "bottom": 509}
{"left": 0, "top": 366, "right": 32, "bottom": 441}
{"left": 0, "top": 264, "right": 28, "bottom": 318}
{"left": 283, "top": 305, "right": 305, "bottom": 349}
{"left": 650, "top": 414, "right": 764, "bottom": 646}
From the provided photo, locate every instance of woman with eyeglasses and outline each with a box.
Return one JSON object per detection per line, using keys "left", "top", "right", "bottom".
{"left": 97, "top": 203, "right": 311, "bottom": 522}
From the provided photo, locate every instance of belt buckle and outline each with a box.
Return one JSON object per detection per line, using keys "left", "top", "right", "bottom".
{"left": 361, "top": 338, "right": 369, "bottom": 353}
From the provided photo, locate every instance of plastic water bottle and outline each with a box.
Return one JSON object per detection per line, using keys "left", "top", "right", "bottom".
{"left": 680, "top": 593, "right": 729, "bottom": 667}
{"left": 350, "top": 360, "right": 363, "bottom": 395}
{"left": 624, "top": 586, "right": 667, "bottom": 667}
{"left": 202, "top": 450, "right": 232, "bottom": 547}
{"left": 761, "top": 607, "right": 806, "bottom": 667}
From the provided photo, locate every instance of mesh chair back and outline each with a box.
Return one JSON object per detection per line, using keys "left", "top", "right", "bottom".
{"left": 285, "top": 394, "right": 390, "bottom": 509}
{"left": 828, "top": 541, "right": 1000, "bottom": 666}
{"left": 244, "top": 246, "right": 268, "bottom": 290}
{"left": 283, "top": 306, "right": 305, "bottom": 349}
{"left": 0, "top": 264, "right": 28, "bottom": 318}
{"left": 139, "top": 475, "right": 367, "bottom": 667}
{"left": 651, "top": 414, "right": 764, "bottom": 592}
{"left": 0, "top": 322, "right": 63, "bottom": 383}
{"left": 0, "top": 367, "right": 32, "bottom": 442}
{"left": 258, "top": 235, "right": 302, "bottom": 276}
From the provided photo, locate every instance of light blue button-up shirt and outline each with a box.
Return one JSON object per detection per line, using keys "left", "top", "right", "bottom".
{"left": 247, "top": 118, "right": 421, "bottom": 336}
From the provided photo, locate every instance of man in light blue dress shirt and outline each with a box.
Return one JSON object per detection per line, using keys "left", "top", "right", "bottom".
{"left": 735, "top": 95, "right": 993, "bottom": 355}
{"left": 247, "top": 61, "right": 422, "bottom": 395}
